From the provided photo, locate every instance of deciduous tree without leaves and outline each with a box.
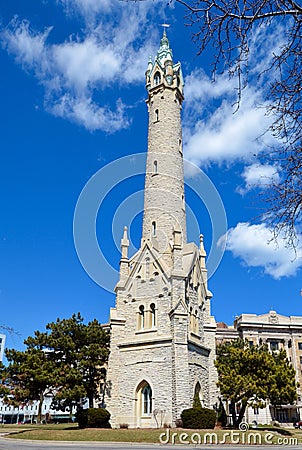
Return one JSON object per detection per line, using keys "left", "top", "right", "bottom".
{"left": 130, "top": 0, "right": 302, "bottom": 247}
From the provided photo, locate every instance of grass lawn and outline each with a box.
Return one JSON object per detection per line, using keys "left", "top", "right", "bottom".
{"left": 2, "top": 424, "right": 302, "bottom": 445}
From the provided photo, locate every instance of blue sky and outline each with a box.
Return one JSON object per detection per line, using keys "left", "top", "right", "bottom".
{"left": 0, "top": 0, "right": 301, "bottom": 353}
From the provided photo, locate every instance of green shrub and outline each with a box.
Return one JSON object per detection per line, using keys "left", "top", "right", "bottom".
{"left": 76, "top": 408, "right": 111, "bottom": 429}
{"left": 181, "top": 407, "right": 216, "bottom": 429}
{"left": 193, "top": 393, "right": 202, "bottom": 409}
{"left": 76, "top": 409, "right": 88, "bottom": 429}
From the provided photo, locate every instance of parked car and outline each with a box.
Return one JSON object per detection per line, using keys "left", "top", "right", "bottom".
{"left": 294, "top": 421, "right": 302, "bottom": 429}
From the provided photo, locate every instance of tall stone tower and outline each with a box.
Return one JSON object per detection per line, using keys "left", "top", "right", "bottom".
{"left": 105, "top": 31, "right": 217, "bottom": 428}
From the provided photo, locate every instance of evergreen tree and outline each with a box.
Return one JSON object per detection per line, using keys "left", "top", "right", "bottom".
{"left": 216, "top": 398, "right": 228, "bottom": 427}
{"left": 3, "top": 347, "right": 57, "bottom": 422}
{"left": 215, "top": 339, "right": 298, "bottom": 428}
{"left": 1, "top": 313, "right": 110, "bottom": 421}
{"left": 26, "top": 313, "right": 110, "bottom": 411}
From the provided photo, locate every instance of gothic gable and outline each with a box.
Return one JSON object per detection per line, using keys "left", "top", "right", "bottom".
{"left": 121, "top": 242, "right": 171, "bottom": 300}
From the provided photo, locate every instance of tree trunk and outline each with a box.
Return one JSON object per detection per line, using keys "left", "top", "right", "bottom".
{"left": 88, "top": 393, "right": 94, "bottom": 408}
{"left": 37, "top": 393, "right": 44, "bottom": 423}
{"left": 230, "top": 400, "right": 237, "bottom": 428}
{"left": 235, "top": 400, "right": 248, "bottom": 429}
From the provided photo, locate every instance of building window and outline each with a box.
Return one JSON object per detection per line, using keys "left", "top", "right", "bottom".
{"left": 150, "top": 303, "right": 156, "bottom": 328}
{"left": 154, "top": 72, "right": 161, "bottom": 86}
{"left": 300, "top": 356, "right": 302, "bottom": 364}
{"left": 152, "top": 221, "right": 156, "bottom": 237}
{"left": 194, "top": 309, "right": 199, "bottom": 334}
{"left": 155, "top": 109, "right": 159, "bottom": 122}
{"left": 270, "top": 341, "right": 279, "bottom": 351}
{"left": 253, "top": 407, "right": 259, "bottom": 415}
{"left": 153, "top": 160, "right": 158, "bottom": 174}
{"left": 139, "top": 305, "right": 145, "bottom": 329}
{"left": 142, "top": 385, "right": 152, "bottom": 415}
{"left": 298, "top": 342, "right": 302, "bottom": 350}
{"left": 136, "top": 381, "right": 153, "bottom": 418}
{"left": 249, "top": 341, "right": 254, "bottom": 347}
{"left": 189, "top": 307, "right": 193, "bottom": 332}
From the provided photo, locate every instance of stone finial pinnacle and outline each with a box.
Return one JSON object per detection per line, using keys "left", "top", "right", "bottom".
{"left": 199, "top": 234, "right": 207, "bottom": 260}
{"left": 121, "top": 226, "right": 129, "bottom": 259}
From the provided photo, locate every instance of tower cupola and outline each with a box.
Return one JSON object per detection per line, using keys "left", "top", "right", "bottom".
{"left": 145, "top": 29, "right": 184, "bottom": 95}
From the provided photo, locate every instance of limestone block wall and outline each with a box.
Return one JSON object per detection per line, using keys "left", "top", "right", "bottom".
{"left": 143, "top": 88, "right": 186, "bottom": 253}
{"left": 106, "top": 342, "right": 174, "bottom": 428}
{"left": 188, "top": 352, "right": 211, "bottom": 406}
{"left": 171, "top": 315, "right": 191, "bottom": 422}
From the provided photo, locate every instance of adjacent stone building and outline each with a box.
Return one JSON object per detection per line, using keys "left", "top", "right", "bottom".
{"left": 216, "top": 311, "right": 302, "bottom": 425}
{"left": 105, "top": 31, "right": 217, "bottom": 428}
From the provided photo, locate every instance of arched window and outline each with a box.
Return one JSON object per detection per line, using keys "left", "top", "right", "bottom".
{"left": 154, "top": 72, "right": 161, "bottom": 86}
{"left": 155, "top": 109, "right": 159, "bottom": 122}
{"left": 152, "top": 221, "right": 156, "bottom": 237}
{"left": 153, "top": 160, "right": 158, "bottom": 174}
{"left": 150, "top": 303, "right": 156, "bottom": 327}
{"left": 142, "top": 384, "right": 152, "bottom": 415}
{"left": 139, "top": 305, "right": 145, "bottom": 329}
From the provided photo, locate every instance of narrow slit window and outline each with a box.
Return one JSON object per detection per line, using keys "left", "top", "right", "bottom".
{"left": 152, "top": 221, "right": 156, "bottom": 237}
{"left": 155, "top": 109, "right": 159, "bottom": 122}
{"left": 153, "top": 160, "right": 158, "bottom": 174}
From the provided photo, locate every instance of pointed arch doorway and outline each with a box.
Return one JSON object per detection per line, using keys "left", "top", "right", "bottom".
{"left": 135, "top": 380, "right": 153, "bottom": 427}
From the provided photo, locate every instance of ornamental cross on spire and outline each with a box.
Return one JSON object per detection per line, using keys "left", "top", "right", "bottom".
{"left": 161, "top": 23, "right": 170, "bottom": 35}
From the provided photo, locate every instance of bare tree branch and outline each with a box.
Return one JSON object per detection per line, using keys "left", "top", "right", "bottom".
{"left": 126, "top": 0, "right": 302, "bottom": 247}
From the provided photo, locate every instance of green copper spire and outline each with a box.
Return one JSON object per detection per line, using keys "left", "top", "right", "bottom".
{"left": 156, "top": 27, "right": 173, "bottom": 67}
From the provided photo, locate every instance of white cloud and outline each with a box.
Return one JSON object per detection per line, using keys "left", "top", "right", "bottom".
{"left": 183, "top": 23, "right": 286, "bottom": 167}
{"left": 183, "top": 87, "right": 274, "bottom": 166}
{"left": 52, "top": 38, "right": 121, "bottom": 91}
{"left": 248, "top": 22, "right": 287, "bottom": 78}
{"left": 184, "top": 69, "right": 235, "bottom": 106}
{"left": 238, "top": 163, "right": 281, "bottom": 194}
{"left": 219, "top": 222, "right": 302, "bottom": 279}
{"left": 1, "top": 20, "right": 51, "bottom": 71}
{"left": 0, "top": 1, "right": 162, "bottom": 132}
{"left": 58, "top": 0, "right": 112, "bottom": 16}
{"left": 51, "top": 95, "right": 129, "bottom": 132}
